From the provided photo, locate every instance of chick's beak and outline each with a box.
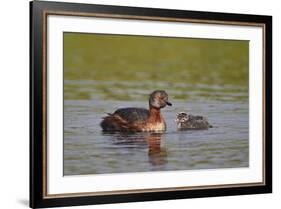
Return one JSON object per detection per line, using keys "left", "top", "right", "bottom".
{"left": 166, "top": 101, "right": 172, "bottom": 106}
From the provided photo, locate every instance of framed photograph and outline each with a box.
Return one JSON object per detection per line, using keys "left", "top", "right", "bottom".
{"left": 30, "top": 0, "right": 272, "bottom": 208}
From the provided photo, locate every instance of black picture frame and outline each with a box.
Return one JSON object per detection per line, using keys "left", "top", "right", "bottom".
{"left": 30, "top": 0, "right": 272, "bottom": 208}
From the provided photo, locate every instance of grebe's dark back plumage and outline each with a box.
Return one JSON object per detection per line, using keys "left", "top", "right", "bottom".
{"left": 100, "top": 90, "right": 172, "bottom": 132}
{"left": 113, "top": 108, "right": 149, "bottom": 123}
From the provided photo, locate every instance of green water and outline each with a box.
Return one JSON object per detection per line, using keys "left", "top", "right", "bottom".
{"left": 64, "top": 33, "right": 248, "bottom": 101}
{"left": 63, "top": 33, "right": 249, "bottom": 175}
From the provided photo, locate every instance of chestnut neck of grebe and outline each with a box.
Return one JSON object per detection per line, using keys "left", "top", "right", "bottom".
{"left": 148, "top": 105, "right": 163, "bottom": 122}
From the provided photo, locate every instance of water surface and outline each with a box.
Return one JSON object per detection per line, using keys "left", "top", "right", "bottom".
{"left": 64, "top": 81, "right": 249, "bottom": 175}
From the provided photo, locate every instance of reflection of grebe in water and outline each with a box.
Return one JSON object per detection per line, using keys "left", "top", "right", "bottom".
{"left": 107, "top": 132, "right": 167, "bottom": 166}
{"left": 100, "top": 90, "right": 172, "bottom": 132}
{"left": 147, "top": 133, "right": 167, "bottom": 166}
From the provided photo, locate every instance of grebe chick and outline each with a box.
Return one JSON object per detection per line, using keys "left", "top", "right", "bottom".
{"left": 175, "top": 112, "right": 212, "bottom": 130}
{"left": 100, "top": 90, "right": 172, "bottom": 132}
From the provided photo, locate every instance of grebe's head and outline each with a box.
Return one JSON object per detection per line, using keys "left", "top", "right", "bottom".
{"left": 175, "top": 112, "right": 189, "bottom": 124}
{"left": 149, "top": 90, "right": 172, "bottom": 109}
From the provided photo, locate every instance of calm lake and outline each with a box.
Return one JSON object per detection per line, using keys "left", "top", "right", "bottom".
{"left": 63, "top": 33, "right": 249, "bottom": 175}
{"left": 63, "top": 80, "right": 249, "bottom": 175}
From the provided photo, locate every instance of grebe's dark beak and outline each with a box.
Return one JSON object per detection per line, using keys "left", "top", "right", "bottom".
{"left": 166, "top": 101, "right": 172, "bottom": 106}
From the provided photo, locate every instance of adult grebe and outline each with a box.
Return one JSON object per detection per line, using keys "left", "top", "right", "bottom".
{"left": 100, "top": 90, "right": 172, "bottom": 132}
